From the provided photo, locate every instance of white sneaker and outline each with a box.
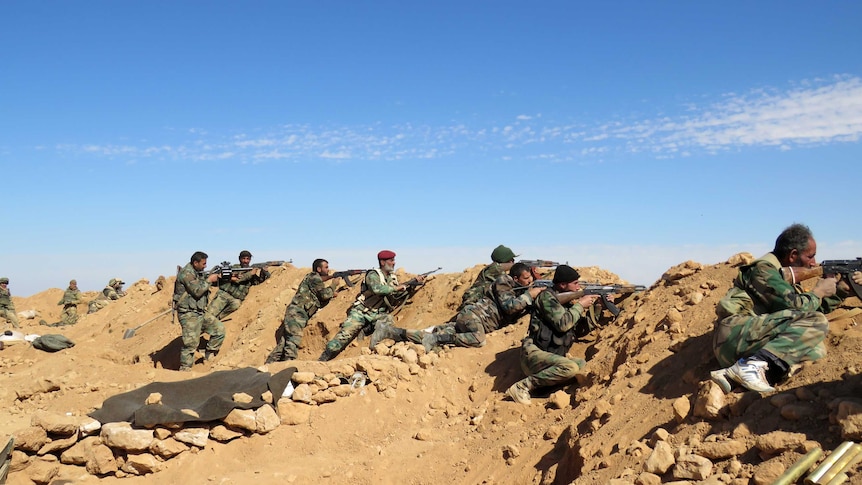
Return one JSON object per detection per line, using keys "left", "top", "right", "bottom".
{"left": 709, "top": 368, "right": 733, "bottom": 394}
{"left": 725, "top": 358, "right": 775, "bottom": 393}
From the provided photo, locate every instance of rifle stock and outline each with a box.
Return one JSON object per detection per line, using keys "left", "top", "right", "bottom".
{"left": 780, "top": 258, "right": 862, "bottom": 298}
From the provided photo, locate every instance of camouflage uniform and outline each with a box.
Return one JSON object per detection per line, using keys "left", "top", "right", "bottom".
{"left": 323, "top": 269, "right": 409, "bottom": 358}
{"left": 206, "top": 267, "right": 270, "bottom": 320}
{"left": 0, "top": 283, "right": 20, "bottom": 329}
{"left": 712, "top": 253, "right": 847, "bottom": 368}
{"left": 266, "top": 272, "right": 334, "bottom": 362}
{"left": 88, "top": 280, "right": 127, "bottom": 314}
{"left": 56, "top": 285, "right": 83, "bottom": 326}
{"left": 432, "top": 274, "right": 536, "bottom": 348}
{"left": 460, "top": 262, "right": 509, "bottom": 310}
{"left": 176, "top": 262, "right": 224, "bottom": 370}
{"left": 517, "top": 288, "right": 592, "bottom": 390}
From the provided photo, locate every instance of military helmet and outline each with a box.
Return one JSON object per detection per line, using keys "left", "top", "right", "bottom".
{"left": 108, "top": 278, "right": 117, "bottom": 286}
{"left": 0, "top": 277, "right": 8, "bottom": 284}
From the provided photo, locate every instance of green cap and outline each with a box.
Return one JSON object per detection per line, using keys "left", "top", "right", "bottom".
{"left": 491, "top": 245, "right": 517, "bottom": 263}
{"left": 0, "top": 277, "right": 8, "bottom": 284}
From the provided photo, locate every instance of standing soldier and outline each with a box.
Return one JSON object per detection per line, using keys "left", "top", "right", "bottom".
{"left": 265, "top": 258, "right": 338, "bottom": 363}
{"left": 506, "top": 265, "right": 606, "bottom": 405}
{"left": 42, "top": 280, "right": 84, "bottom": 327}
{"left": 318, "top": 250, "right": 425, "bottom": 361}
{"left": 88, "top": 278, "right": 127, "bottom": 314}
{"left": 176, "top": 251, "right": 223, "bottom": 371}
{"left": 206, "top": 250, "right": 270, "bottom": 321}
{"left": 0, "top": 277, "right": 20, "bottom": 329}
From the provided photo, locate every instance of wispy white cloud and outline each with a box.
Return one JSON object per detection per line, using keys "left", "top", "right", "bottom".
{"left": 49, "top": 76, "right": 862, "bottom": 163}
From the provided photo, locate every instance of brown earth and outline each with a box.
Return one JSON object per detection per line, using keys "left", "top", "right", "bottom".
{"left": 2, "top": 257, "right": 862, "bottom": 485}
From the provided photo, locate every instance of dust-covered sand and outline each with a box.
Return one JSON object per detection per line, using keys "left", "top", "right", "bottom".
{"left": 2, "top": 257, "right": 862, "bottom": 484}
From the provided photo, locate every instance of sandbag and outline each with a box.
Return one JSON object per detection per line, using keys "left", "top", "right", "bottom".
{"left": 31, "top": 334, "right": 75, "bottom": 352}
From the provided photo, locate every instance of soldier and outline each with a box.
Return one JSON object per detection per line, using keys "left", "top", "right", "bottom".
{"left": 459, "top": 245, "right": 518, "bottom": 310}
{"left": 265, "top": 258, "right": 338, "bottom": 363}
{"left": 41, "top": 280, "right": 84, "bottom": 327}
{"left": 175, "top": 251, "right": 223, "bottom": 371}
{"left": 506, "top": 265, "right": 605, "bottom": 405}
{"left": 710, "top": 224, "right": 857, "bottom": 393}
{"left": 371, "top": 262, "right": 545, "bottom": 350}
{"left": 88, "top": 278, "right": 127, "bottom": 314}
{"left": 318, "top": 250, "right": 425, "bottom": 361}
{"left": 206, "top": 250, "right": 270, "bottom": 321}
{"left": 0, "top": 277, "right": 20, "bottom": 329}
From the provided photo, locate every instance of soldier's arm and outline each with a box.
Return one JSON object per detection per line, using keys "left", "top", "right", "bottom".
{"left": 747, "top": 262, "right": 824, "bottom": 312}
{"left": 310, "top": 273, "right": 335, "bottom": 303}
{"left": 537, "top": 291, "right": 584, "bottom": 333}
{"left": 495, "top": 277, "right": 534, "bottom": 316}
{"left": 365, "top": 271, "right": 399, "bottom": 295}
{"left": 181, "top": 270, "right": 211, "bottom": 299}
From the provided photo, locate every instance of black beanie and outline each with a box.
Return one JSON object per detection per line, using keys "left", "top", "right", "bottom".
{"left": 552, "top": 265, "right": 580, "bottom": 284}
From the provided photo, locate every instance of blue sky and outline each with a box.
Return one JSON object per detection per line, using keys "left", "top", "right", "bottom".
{"left": 2, "top": 1, "right": 861, "bottom": 296}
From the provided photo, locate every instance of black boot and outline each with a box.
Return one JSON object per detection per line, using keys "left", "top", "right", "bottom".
{"left": 318, "top": 347, "right": 339, "bottom": 362}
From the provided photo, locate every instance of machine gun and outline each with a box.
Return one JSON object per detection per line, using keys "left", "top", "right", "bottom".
{"left": 531, "top": 280, "right": 647, "bottom": 317}
{"left": 518, "top": 259, "right": 561, "bottom": 268}
{"left": 210, "top": 260, "right": 289, "bottom": 282}
{"left": 404, "top": 267, "right": 442, "bottom": 288}
{"left": 323, "top": 269, "right": 366, "bottom": 288}
{"left": 780, "top": 258, "right": 862, "bottom": 299}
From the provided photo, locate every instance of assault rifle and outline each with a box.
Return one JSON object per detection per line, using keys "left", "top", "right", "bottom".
{"left": 323, "top": 269, "right": 366, "bottom": 288}
{"left": 780, "top": 258, "right": 862, "bottom": 299}
{"left": 518, "top": 259, "right": 561, "bottom": 268}
{"left": 404, "top": 267, "right": 442, "bottom": 288}
{"left": 531, "top": 280, "right": 647, "bottom": 317}
{"left": 210, "top": 260, "right": 289, "bottom": 282}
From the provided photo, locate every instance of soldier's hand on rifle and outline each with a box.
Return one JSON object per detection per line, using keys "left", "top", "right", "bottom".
{"left": 207, "top": 274, "right": 220, "bottom": 284}
{"left": 578, "top": 295, "right": 601, "bottom": 307}
{"left": 853, "top": 271, "right": 862, "bottom": 286}
{"left": 329, "top": 279, "right": 340, "bottom": 291}
{"left": 813, "top": 277, "right": 838, "bottom": 299}
{"left": 415, "top": 275, "right": 426, "bottom": 284}
{"left": 528, "top": 286, "right": 546, "bottom": 299}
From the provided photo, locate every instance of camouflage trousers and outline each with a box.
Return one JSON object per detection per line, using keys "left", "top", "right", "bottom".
{"left": 178, "top": 310, "right": 225, "bottom": 369}
{"left": 712, "top": 310, "right": 828, "bottom": 368}
{"left": 60, "top": 305, "right": 79, "bottom": 326}
{"left": 324, "top": 307, "right": 394, "bottom": 356}
{"left": 518, "top": 338, "right": 585, "bottom": 390}
{"left": 206, "top": 290, "right": 242, "bottom": 321}
{"left": 0, "top": 307, "right": 20, "bottom": 328}
{"left": 88, "top": 299, "right": 109, "bottom": 314}
{"left": 266, "top": 304, "right": 311, "bottom": 362}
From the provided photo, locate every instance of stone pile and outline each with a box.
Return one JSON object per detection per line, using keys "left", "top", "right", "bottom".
{"left": 9, "top": 340, "right": 438, "bottom": 482}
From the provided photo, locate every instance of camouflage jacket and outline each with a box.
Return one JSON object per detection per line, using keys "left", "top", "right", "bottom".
{"left": 57, "top": 287, "right": 83, "bottom": 307}
{"left": 356, "top": 269, "right": 407, "bottom": 313}
{"left": 526, "top": 288, "right": 588, "bottom": 356}
{"left": 289, "top": 272, "right": 334, "bottom": 316}
{"left": 460, "top": 262, "right": 508, "bottom": 308}
{"left": 216, "top": 265, "right": 270, "bottom": 301}
{"left": 175, "top": 263, "right": 212, "bottom": 313}
{"left": 0, "top": 287, "right": 14, "bottom": 309}
{"left": 716, "top": 253, "right": 846, "bottom": 319}
{"left": 97, "top": 286, "right": 125, "bottom": 301}
{"left": 476, "top": 274, "right": 535, "bottom": 330}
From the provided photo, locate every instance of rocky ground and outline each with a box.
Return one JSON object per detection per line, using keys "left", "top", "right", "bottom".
{"left": 2, "top": 256, "right": 862, "bottom": 485}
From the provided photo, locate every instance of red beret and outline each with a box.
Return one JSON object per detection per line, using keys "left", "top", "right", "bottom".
{"left": 377, "top": 250, "right": 396, "bottom": 260}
